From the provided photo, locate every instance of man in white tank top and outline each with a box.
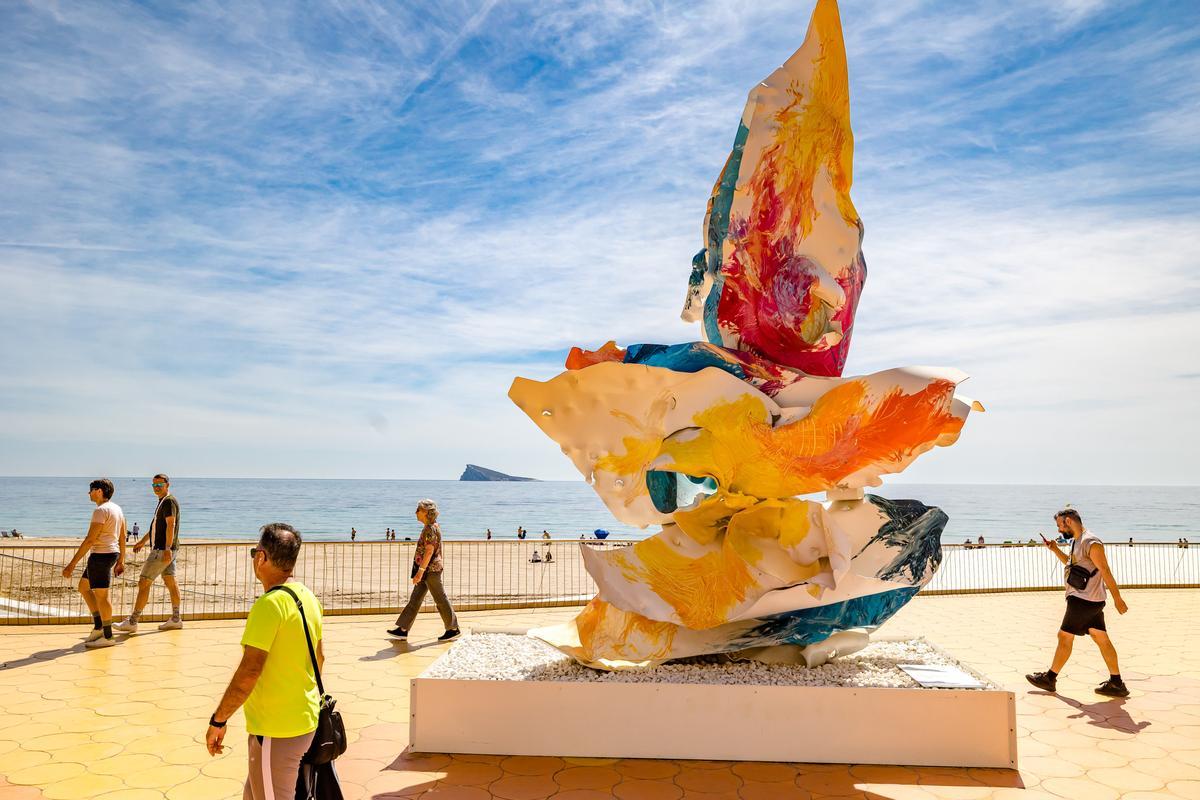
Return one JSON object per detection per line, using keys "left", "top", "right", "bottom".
{"left": 1025, "top": 508, "right": 1129, "bottom": 697}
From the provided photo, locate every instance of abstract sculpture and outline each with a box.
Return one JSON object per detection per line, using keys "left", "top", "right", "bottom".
{"left": 510, "top": 0, "right": 982, "bottom": 670}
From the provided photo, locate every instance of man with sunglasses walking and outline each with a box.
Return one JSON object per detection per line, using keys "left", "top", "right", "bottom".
{"left": 1026, "top": 508, "right": 1130, "bottom": 697}
{"left": 207, "top": 523, "right": 324, "bottom": 800}
{"left": 115, "top": 474, "right": 182, "bottom": 633}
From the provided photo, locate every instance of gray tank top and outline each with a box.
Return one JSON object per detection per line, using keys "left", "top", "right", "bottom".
{"left": 1066, "top": 530, "right": 1106, "bottom": 602}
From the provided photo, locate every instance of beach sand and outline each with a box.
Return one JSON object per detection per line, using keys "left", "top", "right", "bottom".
{"left": 0, "top": 537, "right": 614, "bottom": 622}
{"left": 2, "top": 537, "right": 1196, "bottom": 624}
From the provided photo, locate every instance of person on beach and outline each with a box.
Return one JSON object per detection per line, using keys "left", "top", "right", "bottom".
{"left": 206, "top": 523, "right": 323, "bottom": 800}
{"left": 387, "top": 499, "right": 459, "bottom": 641}
{"left": 61, "top": 478, "right": 126, "bottom": 648}
{"left": 486, "top": 528, "right": 492, "bottom": 540}
{"left": 350, "top": 527, "right": 356, "bottom": 542}
{"left": 530, "top": 550, "right": 542, "bottom": 563}
{"left": 115, "top": 474, "right": 183, "bottom": 634}
{"left": 130, "top": 521, "right": 139, "bottom": 542}
{"left": 1026, "top": 508, "right": 1129, "bottom": 697}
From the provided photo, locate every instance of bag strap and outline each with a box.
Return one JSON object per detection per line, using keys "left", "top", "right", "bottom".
{"left": 267, "top": 584, "right": 324, "bottom": 696}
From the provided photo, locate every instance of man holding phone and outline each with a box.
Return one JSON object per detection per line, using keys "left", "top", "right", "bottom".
{"left": 1026, "top": 508, "right": 1129, "bottom": 697}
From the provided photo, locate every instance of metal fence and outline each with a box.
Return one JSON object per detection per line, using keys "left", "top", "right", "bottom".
{"left": 1, "top": 540, "right": 1196, "bottom": 625}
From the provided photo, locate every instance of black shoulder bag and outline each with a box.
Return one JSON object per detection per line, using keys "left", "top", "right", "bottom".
{"left": 1066, "top": 541, "right": 1098, "bottom": 591}
{"left": 268, "top": 584, "right": 347, "bottom": 764}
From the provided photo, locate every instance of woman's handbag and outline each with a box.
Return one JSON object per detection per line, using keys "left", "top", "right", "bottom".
{"left": 269, "top": 585, "right": 348, "bottom": 765}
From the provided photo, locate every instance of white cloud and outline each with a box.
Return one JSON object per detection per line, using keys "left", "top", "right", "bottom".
{"left": 1, "top": 0, "right": 1197, "bottom": 484}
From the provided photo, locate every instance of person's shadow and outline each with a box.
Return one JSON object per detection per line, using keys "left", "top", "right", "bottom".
{"left": 358, "top": 639, "right": 442, "bottom": 662}
{"left": 1043, "top": 693, "right": 1151, "bottom": 732}
{"left": 1, "top": 643, "right": 91, "bottom": 670}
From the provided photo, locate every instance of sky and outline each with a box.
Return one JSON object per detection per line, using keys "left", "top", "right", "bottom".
{"left": 1, "top": 0, "right": 1198, "bottom": 484}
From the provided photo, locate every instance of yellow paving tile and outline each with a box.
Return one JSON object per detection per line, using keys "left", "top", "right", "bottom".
{"left": 40, "top": 773, "right": 124, "bottom": 800}
{"left": 7, "top": 762, "right": 84, "bottom": 787}
{"left": 163, "top": 775, "right": 244, "bottom": 800}
{"left": 1, "top": 591, "right": 1199, "bottom": 800}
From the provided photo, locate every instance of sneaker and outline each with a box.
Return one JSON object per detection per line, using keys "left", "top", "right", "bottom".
{"left": 112, "top": 618, "right": 138, "bottom": 634}
{"left": 1095, "top": 678, "right": 1130, "bottom": 698}
{"left": 386, "top": 627, "right": 408, "bottom": 639}
{"left": 158, "top": 618, "right": 183, "bottom": 631}
{"left": 85, "top": 636, "right": 116, "bottom": 649}
{"left": 84, "top": 629, "right": 104, "bottom": 642}
{"left": 1025, "top": 671, "right": 1057, "bottom": 692}
{"left": 437, "top": 629, "right": 461, "bottom": 642}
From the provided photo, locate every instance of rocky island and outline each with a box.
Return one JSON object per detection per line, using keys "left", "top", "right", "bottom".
{"left": 458, "top": 464, "right": 537, "bottom": 482}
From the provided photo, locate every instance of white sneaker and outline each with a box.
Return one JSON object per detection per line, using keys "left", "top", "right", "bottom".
{"left": 158, "top": 618, "right": 182, "bottom": 631}
{"left": 84, "top": 629, "right": 103, "bottom": 642}
{"left": 85, "top": 636, "right": 116, "bottom": 649}
{"left": 112, "top": 618, "right": 138, "bottom": 633}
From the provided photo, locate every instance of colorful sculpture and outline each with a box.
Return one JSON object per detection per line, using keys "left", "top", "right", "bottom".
{"left": 510, "top": 0, "right": 982, "bottom": 670}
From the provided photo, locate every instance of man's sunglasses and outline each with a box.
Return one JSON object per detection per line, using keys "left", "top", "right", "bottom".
{"left": 152, "top": 483, "right": 167, "bottom": 488}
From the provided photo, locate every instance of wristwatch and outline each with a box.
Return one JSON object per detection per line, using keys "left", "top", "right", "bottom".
{"left": 209, "top": 714, "right": 227, "bottom": 728}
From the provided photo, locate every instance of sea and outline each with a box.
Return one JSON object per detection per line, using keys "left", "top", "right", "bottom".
{"left": 0, "top": 477, "right": 1196, "bottom": 543}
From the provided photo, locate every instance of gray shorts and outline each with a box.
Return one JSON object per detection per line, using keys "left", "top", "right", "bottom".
{"left": 140, "top": 549, "right": 177, "bottom": 580}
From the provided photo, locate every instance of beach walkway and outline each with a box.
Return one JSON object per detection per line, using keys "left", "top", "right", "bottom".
{"left": 1, "top": 589, "right": 1198, "bottom": 800}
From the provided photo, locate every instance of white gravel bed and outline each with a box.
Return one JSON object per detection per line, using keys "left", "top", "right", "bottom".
{"left": 421, "top": 633, "right": 995, "bottom": 689}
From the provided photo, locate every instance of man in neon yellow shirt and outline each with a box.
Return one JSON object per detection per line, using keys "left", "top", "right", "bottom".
{"left": 206, "top": 523, "right": 323, "bottom": 800}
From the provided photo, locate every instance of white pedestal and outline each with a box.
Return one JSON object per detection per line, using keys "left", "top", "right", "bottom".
{"left": 410, "top": 666, "right": 1017, "bottom": 768}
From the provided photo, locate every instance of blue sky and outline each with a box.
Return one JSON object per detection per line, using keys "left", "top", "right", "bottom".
{"left": 1, "top": 0, "right": 1198, "bottom": 484}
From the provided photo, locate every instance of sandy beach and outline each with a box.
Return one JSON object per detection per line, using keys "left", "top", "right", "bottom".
{"left": 2, "top": 537, "right": 1196, "bottom": 624}
{"left": 0, "top": 537, "right": 617, "bottom": 622}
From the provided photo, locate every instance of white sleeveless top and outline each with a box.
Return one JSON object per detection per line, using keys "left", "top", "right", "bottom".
{"left": 1066, "top": 528, "right": 1105, "bottom": 602}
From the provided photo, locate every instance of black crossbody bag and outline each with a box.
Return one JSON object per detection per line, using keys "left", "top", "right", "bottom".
{"left": 1066, "top": 541, "right": 1098, "bottom": 591}
{"left": 268, "top": 584, "right": 347, "bottom": 765}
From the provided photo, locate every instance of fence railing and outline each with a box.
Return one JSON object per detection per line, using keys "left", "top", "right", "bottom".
{"left": 1, "top": 540, "right": 1196, "bottom": 625}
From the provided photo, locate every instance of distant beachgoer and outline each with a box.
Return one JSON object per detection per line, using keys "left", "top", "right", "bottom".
{"left": 486, "top": 528, "right": 492, "bottom": 540}
{"left": 1026, "top": 508, "right": 1129, "bottom": 697}
{"left": 1129, "top": 537, "right": 1134, "bottom": 547}
{"left": 206, "top": 523, "right": 322, "bottom": 800}
{"left": 115, "top": 474, "right": 183, "bottom": 634}
{"left": 544, "top": 550, "right": 553, "bottom": 563}
{"left": 388, "top": 500, "right": 459, "bottom": 642}
{"left": 61, "top": 478, "right": 126, "bottom": 648}
{"left": 530, "top": 550, "right": 542, "bottom": 563}
{"left": 977, "top": 535, "right": 985, "bottom": 547}
{"left": 517, "top": 527, "right": 526, "bottom": 540}
{"left": 10, "top": 529, "right": 19, "bottom": 539}
{"left": 351, "top": 527, "right": 356, "bottom": 542}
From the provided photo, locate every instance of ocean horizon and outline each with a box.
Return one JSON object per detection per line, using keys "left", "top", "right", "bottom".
{"left": 1, "top": 477, "right": 1196, "bottom": 543}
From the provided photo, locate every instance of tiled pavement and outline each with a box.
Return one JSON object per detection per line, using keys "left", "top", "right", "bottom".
{"left": 1, "top": 589, "right": 1199, "bottom": 800}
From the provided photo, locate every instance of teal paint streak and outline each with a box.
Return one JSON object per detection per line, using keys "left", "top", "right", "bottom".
{"left": 701, "top": 120, "right": 750, "bottom": 345}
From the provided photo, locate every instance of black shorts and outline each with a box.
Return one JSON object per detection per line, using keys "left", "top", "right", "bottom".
{"left": 1061, "top": 595, "right": 1106, "bottom": 636}
{"left": 84, "top": 552, "right": 119, "bottom": 589}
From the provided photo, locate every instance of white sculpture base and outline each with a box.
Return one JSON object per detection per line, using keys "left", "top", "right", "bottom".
{"left": 409, "top": 641, "right": 1016, "bottom": 768}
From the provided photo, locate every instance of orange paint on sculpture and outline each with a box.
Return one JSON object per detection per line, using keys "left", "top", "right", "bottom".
{"left": 573, "top": 598, "right": 678, "bottom": 665}
{"left": 566, "top": 340, "right": 626, "bottom": 370}
{"left": 621, "top": 533, "right": 759, "bottom": 631}
{"left": 657, "top": 379, "right": 964, "bottom": 497}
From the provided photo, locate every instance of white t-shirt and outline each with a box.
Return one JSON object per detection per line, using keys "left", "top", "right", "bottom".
{"left": 90, "top": 501, "right": 125, "bottom": 554}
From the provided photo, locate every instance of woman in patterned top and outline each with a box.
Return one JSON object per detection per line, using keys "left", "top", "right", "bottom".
{"left": 387, "top": 499, "right": 460, "bottom": 641}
